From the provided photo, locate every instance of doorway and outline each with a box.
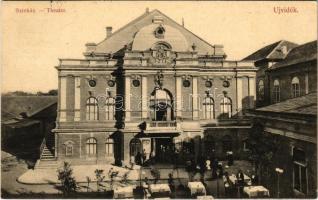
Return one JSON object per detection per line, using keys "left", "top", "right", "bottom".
{"left": 155, "top": 137, "right": 173, "bottom": 163}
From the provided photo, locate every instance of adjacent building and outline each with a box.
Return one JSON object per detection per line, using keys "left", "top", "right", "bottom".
{"left": 47, "top": 9, "right": 257, "bottom": 167}
{"left": 246, "top": 40, "right": 317, "bottom": 198}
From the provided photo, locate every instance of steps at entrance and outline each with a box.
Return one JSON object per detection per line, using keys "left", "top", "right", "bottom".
{"left": 35, "top": 159, "right": 60, "bottom": 169}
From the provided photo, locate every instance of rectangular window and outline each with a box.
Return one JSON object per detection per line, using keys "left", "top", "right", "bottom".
{"left": 293, "top": 148, "right": 307, "bottom": 194}
{"left": 66, "top": 145, "right": 73, "bottom": 156}
{"left": 105, "top": 143, "right": 114, "bottom": 155}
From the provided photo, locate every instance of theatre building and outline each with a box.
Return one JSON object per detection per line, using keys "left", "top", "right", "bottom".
{"left": 40, "top": 9, "right": 257, "bottom": 167}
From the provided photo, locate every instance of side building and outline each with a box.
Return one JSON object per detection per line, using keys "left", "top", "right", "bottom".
{"left": 246, "top": 40, "right": 317, "bottom": 198}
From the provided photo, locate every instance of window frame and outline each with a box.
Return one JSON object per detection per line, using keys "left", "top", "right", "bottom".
{"left": 291, "top": 77, "right": 300, "bottom": 98}
{"left": 258, "top": 79, "right": 265, "bottom": 100}
{"left": 86, "top": 138, "right": 97, "bottom": 156}
{"left": 273, "top": 79, "right": 280, "bottom": 103}
{"left": 86, "top": 97, "right": 99, "bottom": 121}
{"left": 202, "top": 96, "right": 215, "bottom": 119}
{"left": 105, "top": 138, "right": 114, "bottom": 156}
{"left": 105, "top": 97, "right": 115, "bottom": 120}
{"left": 220, "top": 97, "right": 232, "bottom": 118}
{"left": 292, "top": 147, "right": 308, "bottom": 194}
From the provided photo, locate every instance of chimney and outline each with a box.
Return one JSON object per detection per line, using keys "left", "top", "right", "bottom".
{"left": 106, "top": 26, "right": 112, "bottom": 38}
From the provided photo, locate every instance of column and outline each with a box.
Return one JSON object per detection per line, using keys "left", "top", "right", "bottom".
{"left": 236, "top": 77, "right": 243, "bottom": 117}
{"left": 192, "top": 77, "right": 198, "bottom": 119}
{"left": 248, "top": 76, "right": 256, "bottom": 108}
{"left": 74, "top": 76, "right": 81, "bottom": 121}
{"left": 305, "top": 72, "right": 309, "bottom": 94}
{"left": 54, "top": 133, "right": 58, "bottom": 158}
{"left": 79, "top": 134, "right": 82, "bottom": 158}
{"left": 141, "top": 76, "right": 148, "bottom": 119}
{"left": 176, "top": 76, "right": 182, "bottom": 118}
{"left": 60, "top": 76, "right": 67, "bottom": 122}
{"left": 125, "top": 76, "right": 131, "bottom": 121}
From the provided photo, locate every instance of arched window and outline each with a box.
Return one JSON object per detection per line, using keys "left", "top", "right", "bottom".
{"left": 292, "top": 77, "right": 300, "bottom": 98}
{"left": 220, "top": 97, "right": 232, "bottom": 118}
{"left": 105, "top": 138, "right": 114, "bottom": 156}
{"left": 150, "top": 89, "right": 172, "bottom": 121}
{"left": 258, "top": 80, "right": 265, "bottom": 100}
{"left": 130, "top": 138, "right": 141, "bottom": 157}
{"left": 86, "top": 138, "right": 97, "bottom": 156}
{"left": 202, "top": 97, "right": 215, "bottom": 119}
{"left": 273, "top": 79, "right": 280, "bottom": 103}
{"left": 86, "top": 97, "right": 98, "bottom": 120}
{"left": 105, "top": 97, "right": 115, "bottom": 120}
{"left": 64, "top": 141, "right": 74, "bottom": 156}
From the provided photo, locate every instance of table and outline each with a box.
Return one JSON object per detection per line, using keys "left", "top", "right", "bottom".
{"left": 228, "top": 174, "right": 252, "bottom": 186}
{"left": 197, "top": 195, "right": 214, "bottom": 200}
{"left": 149, "top": 184, "right": 171, "bottom": 198}
{"left": 113, "top": 185, "right": 134, "bottom": 199}
{"left": 188, "top": 182, "right": 206, "bottom": 196}
{"left": 243, "top": 186, "right": 270, "bottom": 198}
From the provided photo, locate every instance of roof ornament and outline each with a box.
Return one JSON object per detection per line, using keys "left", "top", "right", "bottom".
{"left": 192, "top": 43, "right": 196, "bottom": 51}
{"left": 182, "top": 17, "right": 184, "bottom": 27}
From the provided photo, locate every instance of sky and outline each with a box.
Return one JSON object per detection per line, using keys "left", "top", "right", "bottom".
{"left": 1, "top": 1, "right": 317, "bottom": 93}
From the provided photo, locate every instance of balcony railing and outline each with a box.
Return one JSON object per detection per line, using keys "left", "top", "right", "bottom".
{"left": 149, "top": 121, "right": 177, "bottom": 128}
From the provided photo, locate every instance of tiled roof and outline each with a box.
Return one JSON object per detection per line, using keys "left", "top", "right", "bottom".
{"left": 95, "top": 9, "right": 224, "bottom": 56}
{"left": 270, "top": 40, "right": 317, "bottom": 70}
{"left": 256, "top": 92, "right": 317, "bottom": 116}
{"left": 242, "top": 40, "right": 298, "bottom": 61}
{"left": 1, "top": 96, "right": 57, "bottom": 122}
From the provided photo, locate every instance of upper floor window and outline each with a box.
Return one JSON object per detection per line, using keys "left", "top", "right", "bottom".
{"left": 258, "top": 80, "right": 265, "bottom": 100}
{"left": 105, "top": 138, "right": 114, "bottom": 156}
{"left": 292, "top": 77, "right": 300, "bottom": 98}
{"left": 86, "top": 138, "right": 97, "bottom": 156}
{"left": 273, "top": 79, "right": 280, "bottom": 103}
{"left": 105, "top": 97, "right": 115, "bottom": 120}
{"left": 86, "top": 97, "right": 98, "bottom": 120}
{"left": 150, "top": 89, "right": 172, "bottom": 121}
{"left": 220, "top": 97, "right": 232, "bottom": 118}
{"left": 202, "top": 97, "right": 215, "bottom": 119}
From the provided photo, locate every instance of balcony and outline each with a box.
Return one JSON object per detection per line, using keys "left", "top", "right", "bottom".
{"left": 149, "top": 121, "right": 177, "bottom": 128}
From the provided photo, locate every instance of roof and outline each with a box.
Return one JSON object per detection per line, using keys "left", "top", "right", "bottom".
{"left": 94, "top": 9, "right": 224, "bottom": 56}
{"left": 1, "top": 96, "right": 57, "bottom": 122}
{"left": 242, "top": 40, "right": 298, "bottom": 61}
{"left": 255, "top": 92, "right": 317, "bottom": 116}
{"left": 270, "top": 40, "right": 317, "bottom": 70}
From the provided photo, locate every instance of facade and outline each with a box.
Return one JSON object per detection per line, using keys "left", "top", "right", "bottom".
{"left": 246, "top": 41, "right": 317, "bottom": 198}
{"left": 49, "top": 9, "right": 257, "bottom": 166}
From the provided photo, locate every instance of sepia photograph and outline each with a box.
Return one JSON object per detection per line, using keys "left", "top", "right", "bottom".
{"left": 1, "top": 1, "right": 317, "bottom": 199}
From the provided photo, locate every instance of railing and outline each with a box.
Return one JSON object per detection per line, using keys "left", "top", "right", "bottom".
{"left": 149, "top": 121, "right": 177, "bottom": 128}
{"left": 39, "top": 138, "right": 46, "bottom": 158}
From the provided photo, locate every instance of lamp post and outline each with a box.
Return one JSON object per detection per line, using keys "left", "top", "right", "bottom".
{"left": 275, "top": 168, "right": 284, "bottom": 198}
{"left": 216, "top": 169, "right": 219, "bottom": 198}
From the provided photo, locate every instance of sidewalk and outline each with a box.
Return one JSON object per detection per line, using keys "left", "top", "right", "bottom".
{"left": 18, "top": 160, "right": 252, "bottom": 184}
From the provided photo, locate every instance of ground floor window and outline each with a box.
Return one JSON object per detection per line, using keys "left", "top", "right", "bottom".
{"left": 130, "top": 138, "right": 142, "bottom": 157}
{"left": 293, "top": 148, "right": 307, "bottom": 194}
{"left": 86, "top": 138, "right": 97, "bottom": 156}
{"left": 64, "top": 141, "right": 74, "bottom": 156}
{"left": 105, "top": 138, "right": 114, "bottom": 156}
